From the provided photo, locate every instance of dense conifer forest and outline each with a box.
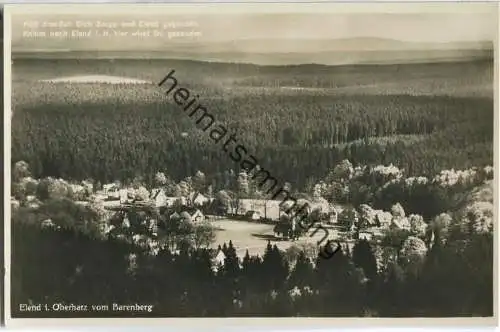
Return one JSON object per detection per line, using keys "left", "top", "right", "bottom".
{"left": 11, "top": 59, "right": 493, "bottom": 190}
{"left": 11, "top": 215, "right": 493, "bottom": 317}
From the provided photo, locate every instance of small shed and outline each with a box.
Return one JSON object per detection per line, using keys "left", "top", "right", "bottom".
{"left": 245, "top": 210, "right": 261, "bottom": 221}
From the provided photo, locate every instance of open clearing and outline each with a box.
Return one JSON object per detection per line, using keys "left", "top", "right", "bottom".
{"left": 40, "top": 75, "right": 153, "bottom": 84}
{"left": 209, "top": 219, "right": 339, "bottom": 258}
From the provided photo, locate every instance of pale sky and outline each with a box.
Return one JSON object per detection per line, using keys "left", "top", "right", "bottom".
{"left": 11, "top": 11, "right": 497, "bottom": 51}
{"left": 202, "top": 13, "right": 496, "bottom": 43}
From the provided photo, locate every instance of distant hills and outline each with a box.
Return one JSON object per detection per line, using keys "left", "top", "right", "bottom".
{"left": 151, "top": 37, "right": 493, "bottom": 53}
{"left": 13, "top": 37, "right": 493, "bottom": 66}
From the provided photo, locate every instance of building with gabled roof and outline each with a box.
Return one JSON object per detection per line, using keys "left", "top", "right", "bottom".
{"left": 169, "top": 206, "right": 205, "bottom": 223}
{"left": 189, "top": 192, "right": 211, "bottom": 207}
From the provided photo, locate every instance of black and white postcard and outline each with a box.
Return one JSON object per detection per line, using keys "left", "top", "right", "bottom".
{"left": 2, "top": 3, "right": 498, "bottom": 327}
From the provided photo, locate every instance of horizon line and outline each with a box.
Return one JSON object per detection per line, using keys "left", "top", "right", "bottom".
{"left": 9, "top": 56, "right": 493, "bottom": 69}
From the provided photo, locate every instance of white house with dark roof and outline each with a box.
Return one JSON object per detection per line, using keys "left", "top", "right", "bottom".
{"left": 358, "top": 231, "right": 373, "bottom": 241}
{"left": 211, "top": 249, "right": 226, "bottom": 272}
{"left": 232, "top": 199, "right": 284, "bottom": 220}
{"left": 151, "top": 188, "right": 168, "bottom": 208}
{"left": 170, "top": 206, "right": 205, "bottom": 223}
{"left": 190, "top": 192, "right": 211, "bottom": 206}
{"left": 150, "top": 188, "right": 185, "bottom": 208}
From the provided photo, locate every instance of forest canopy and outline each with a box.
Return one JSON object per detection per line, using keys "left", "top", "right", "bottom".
{"left": 11, "top": 59, "right": 493, "bottom": 191}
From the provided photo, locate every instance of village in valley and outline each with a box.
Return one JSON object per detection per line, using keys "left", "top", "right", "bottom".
{"left": 12, "top": 158, "right": 493, "bottom": 270}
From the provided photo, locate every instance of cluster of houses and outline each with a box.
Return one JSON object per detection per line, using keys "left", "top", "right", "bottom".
{"left": 76, "top": 181, "right": 417, "bottom": 247}
{"left": 92, "top": 183, "right": 348, "bottom": 227}
{"left": 99, "top": 185, "right": 210, "bottom": 208}
{"left": 91, "top": 184, "right": 212, "bottom": 223}
{"left": 229, "top": 198, "right": 340, "bottom": 224}
{"left": 13, "top": 175, "right": 417, "bottom": 245}
{"left": 12, "top": 175, "right": 428, "bottom": 270}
